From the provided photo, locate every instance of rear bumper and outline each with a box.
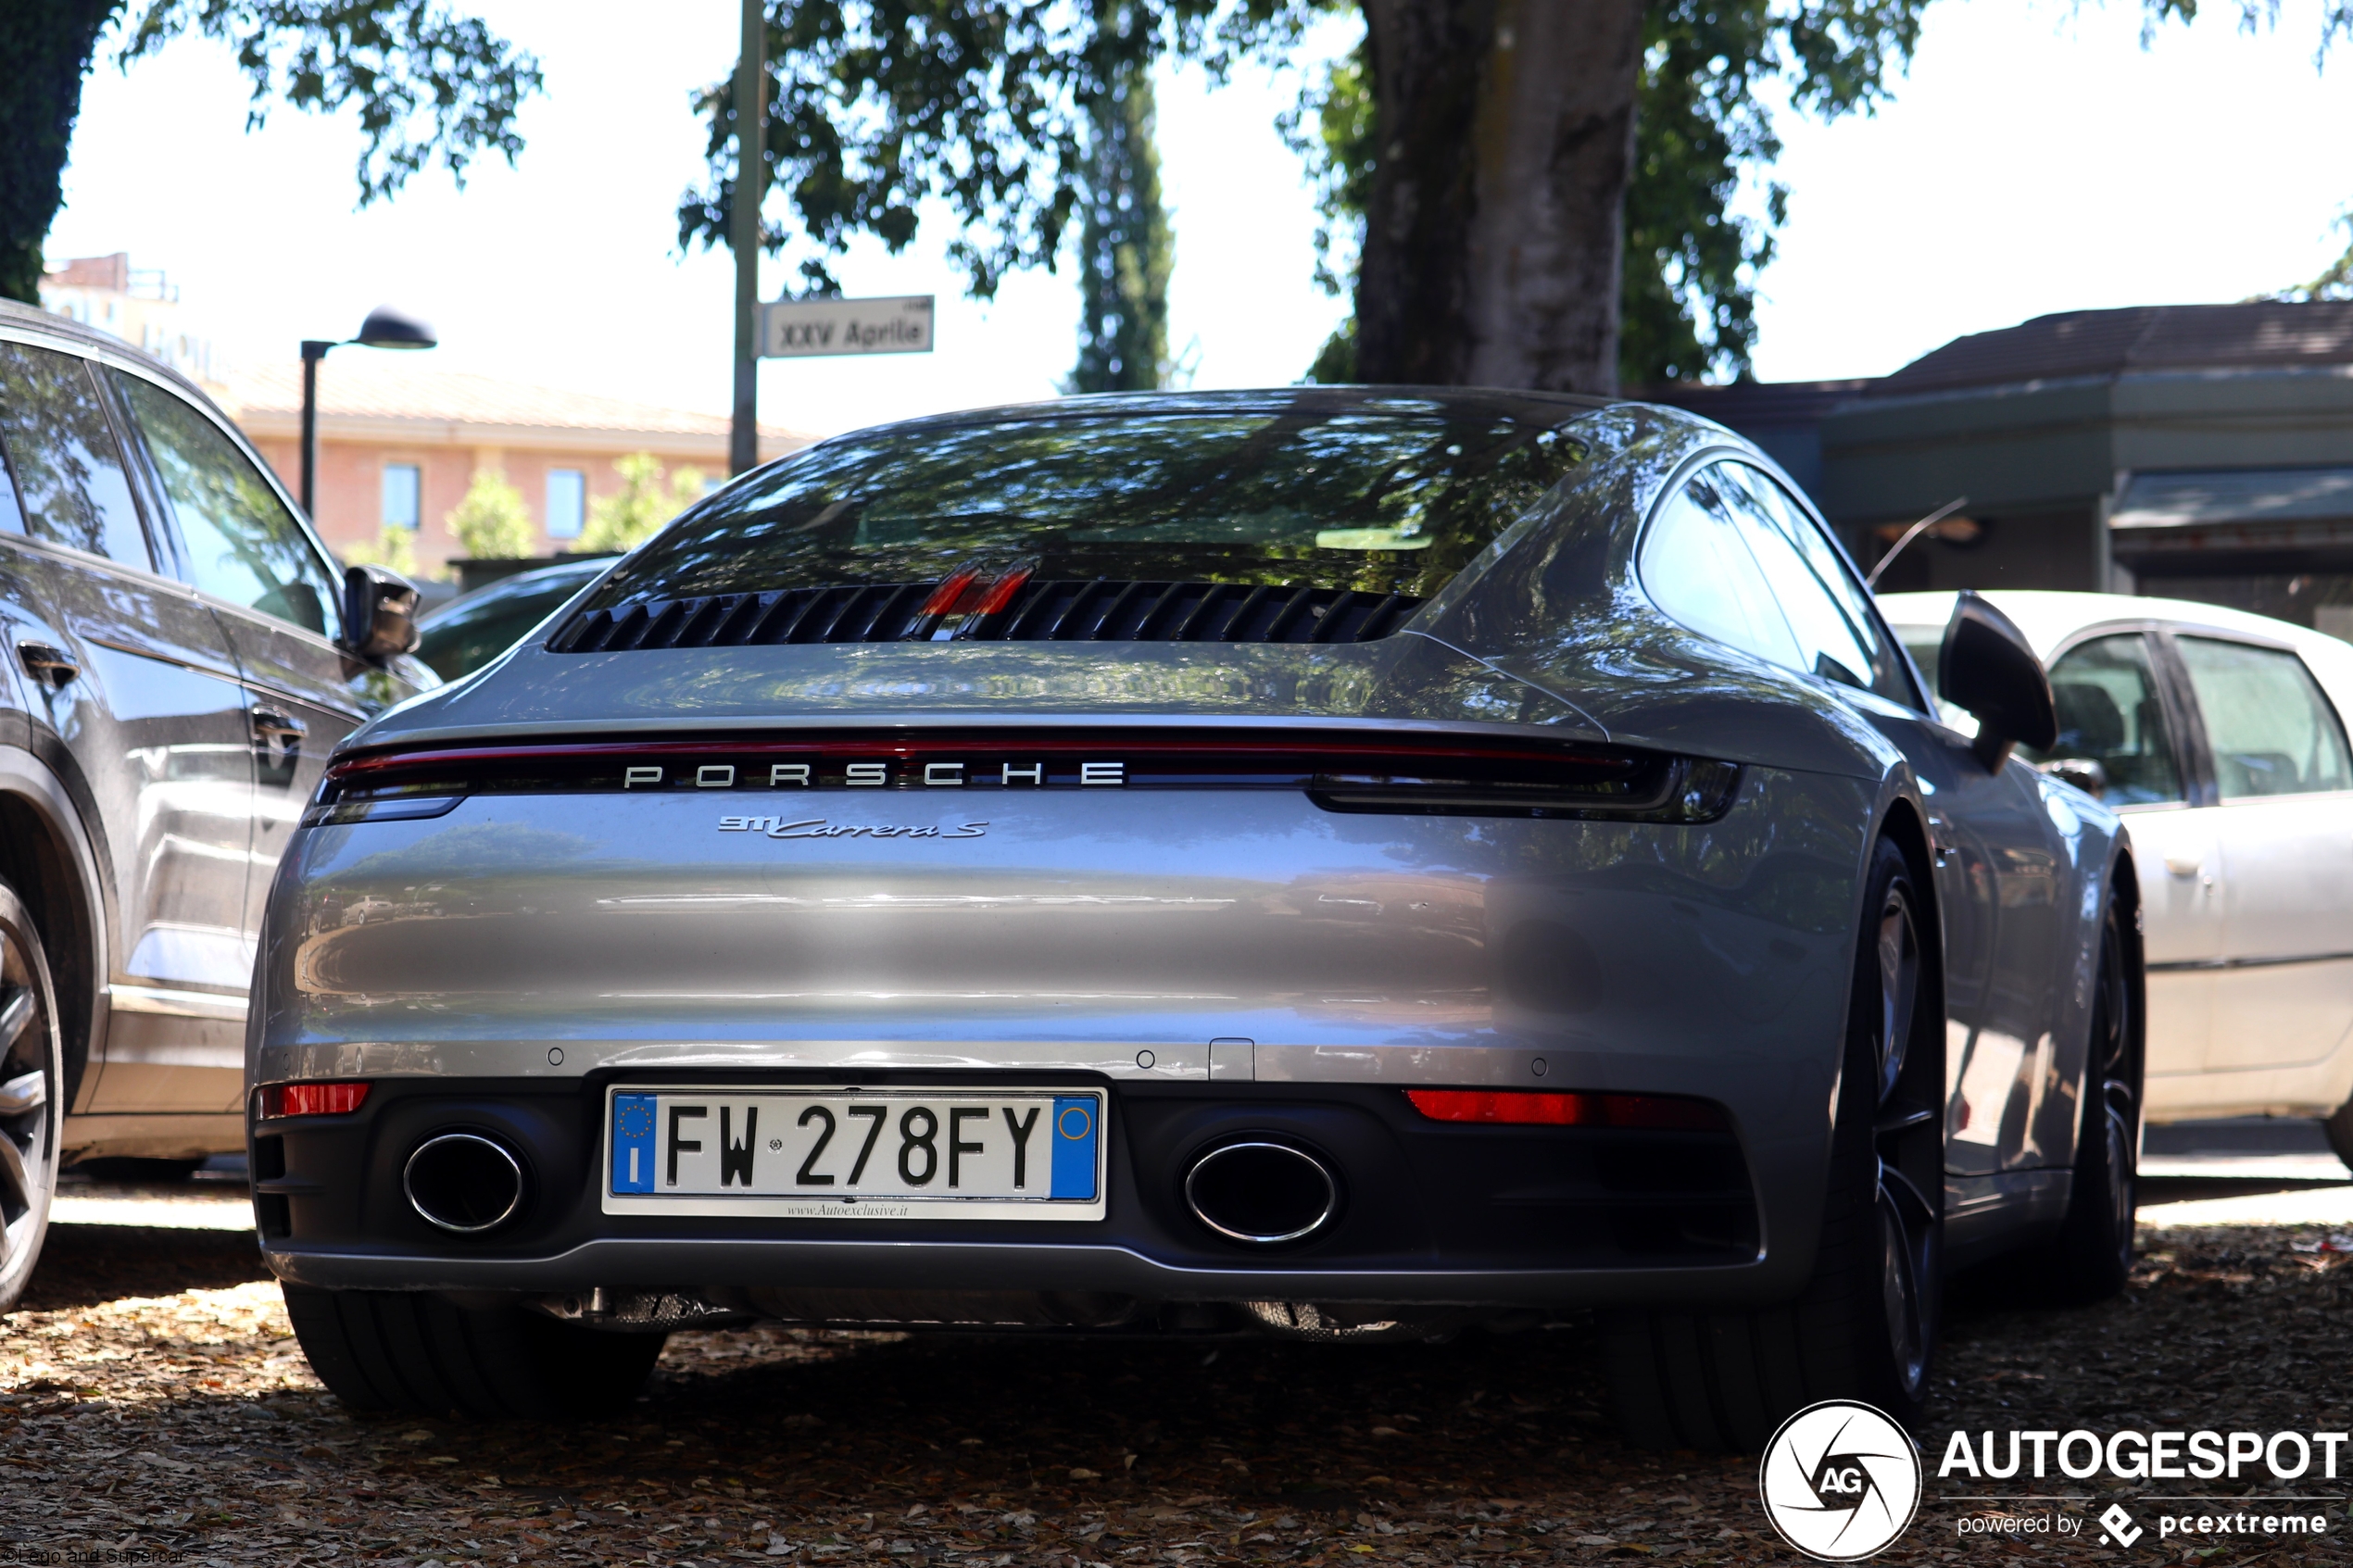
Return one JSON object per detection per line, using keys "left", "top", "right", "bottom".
{"left": 264, "top": 1236, "right": 1784, "bottom": 1309}
{"left": 252, "top": 1076, "right": 1812, "bottom": 1310}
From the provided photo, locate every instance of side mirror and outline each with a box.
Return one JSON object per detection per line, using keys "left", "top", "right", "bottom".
{"left": 1938, "top": 590, "right": 2057, "bottom": 771}
{"left": 2037, "top": 757, "right": 2108, "bottom": 798}
{"left": 343, "top": 563, "right": 422, "bottom": 663}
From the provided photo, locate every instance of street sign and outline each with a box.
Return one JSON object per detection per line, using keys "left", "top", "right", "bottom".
{"left": 759, "top": 295, "right": 935, "bottom": 358}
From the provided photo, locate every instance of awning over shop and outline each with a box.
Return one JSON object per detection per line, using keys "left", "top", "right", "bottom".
{"left": 2111, "top": 469, "right": 2353, "bottom": 571}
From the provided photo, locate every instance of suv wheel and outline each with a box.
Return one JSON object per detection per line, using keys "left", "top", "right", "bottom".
{"left": 283, "top": 1286, "right": 666, "bottom": 1418}
{"left": 1604, "top": 835, "right": 1944, "bottom": 1449}
{"left": 0, "top": 881, "right": 64, "bottom": 1314}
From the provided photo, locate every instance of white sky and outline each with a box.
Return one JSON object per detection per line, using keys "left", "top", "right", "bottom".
{"left": 42, "top": 0, "right": 2353, "bottom": 437}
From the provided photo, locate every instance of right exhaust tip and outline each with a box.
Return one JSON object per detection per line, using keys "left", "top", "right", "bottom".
{"left": 404, "top": 1131, "right": 524, "bottom": 1234}
{"left": 1185, "top": 1140, "right": 1338, "bottom": 1245}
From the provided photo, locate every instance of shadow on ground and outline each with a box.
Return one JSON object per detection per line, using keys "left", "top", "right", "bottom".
{"left": 21, "top": 1223, "right": 271, "bottom": 1311}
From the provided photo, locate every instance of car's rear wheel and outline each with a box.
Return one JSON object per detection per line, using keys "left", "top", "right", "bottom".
{"left": 1604, "top": 835, "right": 1943, "bottom": 1450}
{"left": 2325, "top": 1098, "right": 2353, "bottom": 1176}
{"left": 0, "top": 881, "right": 63, "bottom": 1316}
{"left": 2034, "top": 897, "right": 2141, "bottom": 1302}
{"left": 283, "top": 1286, "right": 666, "bottom": 1418}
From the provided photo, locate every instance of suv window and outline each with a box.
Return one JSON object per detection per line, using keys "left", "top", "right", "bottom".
{"left": 2020, "top": 633, "right": 2183, "bottom": 805}
{"left": 2176, "top": 636, "right": 2353, "bottom": 798}
{"left": 113, "top": 370, "right": 342, "bottom": 637}
{"left": 1718, "top": 463, "right": 1916, "bottom": 707}
{"left": 0, "top": 341, "right": 153, "bottom": 568}
{"left": 1638, "top": 468, "right": 1803, "bottom": 670}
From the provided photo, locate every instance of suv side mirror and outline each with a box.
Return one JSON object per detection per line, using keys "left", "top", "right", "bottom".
{"left": 343, "top": 563, "right": 422, "bottom": 663}
{"left": 1939, "top": 590, "right": 2057, "bottom": 772}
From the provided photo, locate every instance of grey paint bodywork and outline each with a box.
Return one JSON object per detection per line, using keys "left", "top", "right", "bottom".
{"left": 254, "top": 395, "right": 2129, "bottom": 1307}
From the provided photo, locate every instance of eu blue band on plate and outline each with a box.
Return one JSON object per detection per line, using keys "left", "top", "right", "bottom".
{"left": 1050, "top": 1097, "right": 1099, "bottom": 1200}
{"left": 611, "top": 1094, "right": 658, "bottom": 1193}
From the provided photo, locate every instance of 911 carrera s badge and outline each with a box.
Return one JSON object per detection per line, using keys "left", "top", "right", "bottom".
{"left": 717, "top": 817, "right": 988, "bottom": 839}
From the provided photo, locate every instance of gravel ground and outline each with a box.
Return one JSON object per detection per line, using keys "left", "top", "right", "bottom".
{"left": 3, "top": 1208, "right": 2350, "bottom": 1565}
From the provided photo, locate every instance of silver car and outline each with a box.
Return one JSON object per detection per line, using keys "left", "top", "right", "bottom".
{"left": 250, "top": 392, "right": 2135, "bottom": 1449}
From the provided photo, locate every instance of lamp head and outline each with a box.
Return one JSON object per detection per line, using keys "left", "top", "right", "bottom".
{"left": 354, "top": 305, "right": 436, "bottom": 350}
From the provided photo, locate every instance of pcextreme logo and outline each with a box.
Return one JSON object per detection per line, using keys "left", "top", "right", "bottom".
{"left": 1759, "top": 1400, "right": 1924, "bottom": 1561}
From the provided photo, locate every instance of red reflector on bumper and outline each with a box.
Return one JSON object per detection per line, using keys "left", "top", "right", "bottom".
{"left": 265, "top": 1082, "right": 370, "bottom": 1118}
{"left": 1404, "top": 1088, "right": 1727, "bottom": 1131}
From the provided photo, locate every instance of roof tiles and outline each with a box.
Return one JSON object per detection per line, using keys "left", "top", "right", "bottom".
{"left": 1875, "top": 302, "right": 2353, "bottom": 396}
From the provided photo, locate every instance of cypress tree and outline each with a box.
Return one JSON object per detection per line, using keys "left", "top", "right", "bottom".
{"left": 1067, "top": 63, "right": 1173, "bottom": 394}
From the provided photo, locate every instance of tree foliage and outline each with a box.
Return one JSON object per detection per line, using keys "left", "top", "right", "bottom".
{"left": 1, "top": 0, "right": 538, "bottom": 305}
{"left": 121, "top": 1, "right": 541, "bottom": 204}
{"left": 342, "top": 521, "right": 419, "bottom": 577}
{"left": 2289, "top": 226, "right": 2353, "bottom": 300}
{"left": 445, "top": 466, "right": 535, "bottom": 559}
{"left": 679, "top": 1, "right": 1308, "bottom": 299}
{"left": 582, "top": 453, "right": 707, "bottom": 554}
{"left": 1066, "top": 61, "right": 1175, "bottom": 392}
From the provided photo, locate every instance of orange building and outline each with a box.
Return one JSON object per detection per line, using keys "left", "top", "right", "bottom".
{"left": 224, "top": 358, "right": 805, "bottom": 580}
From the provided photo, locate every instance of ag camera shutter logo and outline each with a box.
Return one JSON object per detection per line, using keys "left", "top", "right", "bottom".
{"left": 1759, "top": 1400, "right": 1923, "bottom": 1561}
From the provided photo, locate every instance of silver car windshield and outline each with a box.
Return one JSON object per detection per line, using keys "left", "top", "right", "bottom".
{"left": 584, "top": 405, "right": 1589, "bottom": 609}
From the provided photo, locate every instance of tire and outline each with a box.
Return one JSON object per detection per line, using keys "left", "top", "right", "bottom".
{"left": 0, "top": 880, "right": 64, "bottom": 1316}
{"left": 1604, "top": 835, "right": 1943, "bottom": 1450}
{"left": 2034, "top": 897, "right": 2141, "bottom": 1303}
{"left": 2325, "top": 1099, "right": 2353, "bottom": 1176}
{"left": 283, "top": 1285, "right": 667, "bottom": 1418}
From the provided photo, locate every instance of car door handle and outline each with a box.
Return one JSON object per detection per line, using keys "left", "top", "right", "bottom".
{"left": 16, "top": 641, "right": 77, "bottom": 688}
{"left": 2165, "top": 857, "right": 2201, "bottom": 878}
{"left": 252, "top": 709, "right": 307, "bottom": 768}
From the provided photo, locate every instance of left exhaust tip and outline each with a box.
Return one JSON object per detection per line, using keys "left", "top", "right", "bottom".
{"left": 404, "top": 1132, "right": 524, "bottom": 1234}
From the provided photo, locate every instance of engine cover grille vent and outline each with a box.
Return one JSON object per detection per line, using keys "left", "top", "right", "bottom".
{"left": 550, "top": 579, "right": 1424, "bottom": 654}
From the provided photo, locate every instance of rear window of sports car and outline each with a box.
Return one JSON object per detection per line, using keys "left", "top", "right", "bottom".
{"left": 582, "top": 406, "right": 1589, "bottom": 609}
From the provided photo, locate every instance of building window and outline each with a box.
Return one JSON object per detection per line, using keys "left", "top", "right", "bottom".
{"left": 547, "top": 468, "right": 585, "bottom": 540}
{"left": 382, "top": 463, "right": 421, "bottom": 531}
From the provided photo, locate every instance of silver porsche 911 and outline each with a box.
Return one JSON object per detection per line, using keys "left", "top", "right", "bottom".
{"left": 248, "top": 389, "right": 2140, "bottom": 1449}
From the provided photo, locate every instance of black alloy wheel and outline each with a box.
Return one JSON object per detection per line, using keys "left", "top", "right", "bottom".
{"left": 0, "top": 882, "right": 63, "bottom": 1314}
{"left": 2041, "top": 898, "right": 2141, "bottom": 1301}
{"left": 2088, "top": 905, "right": 2140, "bottom": 1270}
{"left": 1869, "top": 869, "right": 1943, "bottom": 1405}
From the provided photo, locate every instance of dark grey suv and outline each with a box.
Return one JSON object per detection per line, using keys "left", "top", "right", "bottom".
{"left": 0, "top": 300, "right": 433, "bottom": 1310}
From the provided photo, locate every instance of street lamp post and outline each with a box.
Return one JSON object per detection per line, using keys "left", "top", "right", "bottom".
{"left": 299, "top": 305, "right": 437, "bottom": 521}
{"left": 730, "top": 0, "right": 766, "bottom": 477}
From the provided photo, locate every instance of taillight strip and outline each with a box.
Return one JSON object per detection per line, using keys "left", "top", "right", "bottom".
{"left": 311, "top": 733, "right": 1741, "bottom": 825}
{"left": 329, "top": 733, "right": 1642, "bottom": 783}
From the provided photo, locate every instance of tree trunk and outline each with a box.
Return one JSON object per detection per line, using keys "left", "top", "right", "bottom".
{"left": 1355, "top": 0, "right": 1645, "bottom": 394}
{"left": 0, "top": 1, "right": 118, "bottom": 305}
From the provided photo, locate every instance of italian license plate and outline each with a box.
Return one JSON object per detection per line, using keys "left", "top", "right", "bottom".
{"left": 601, "top": 1085, "right": 1107, "bottom": 1221}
